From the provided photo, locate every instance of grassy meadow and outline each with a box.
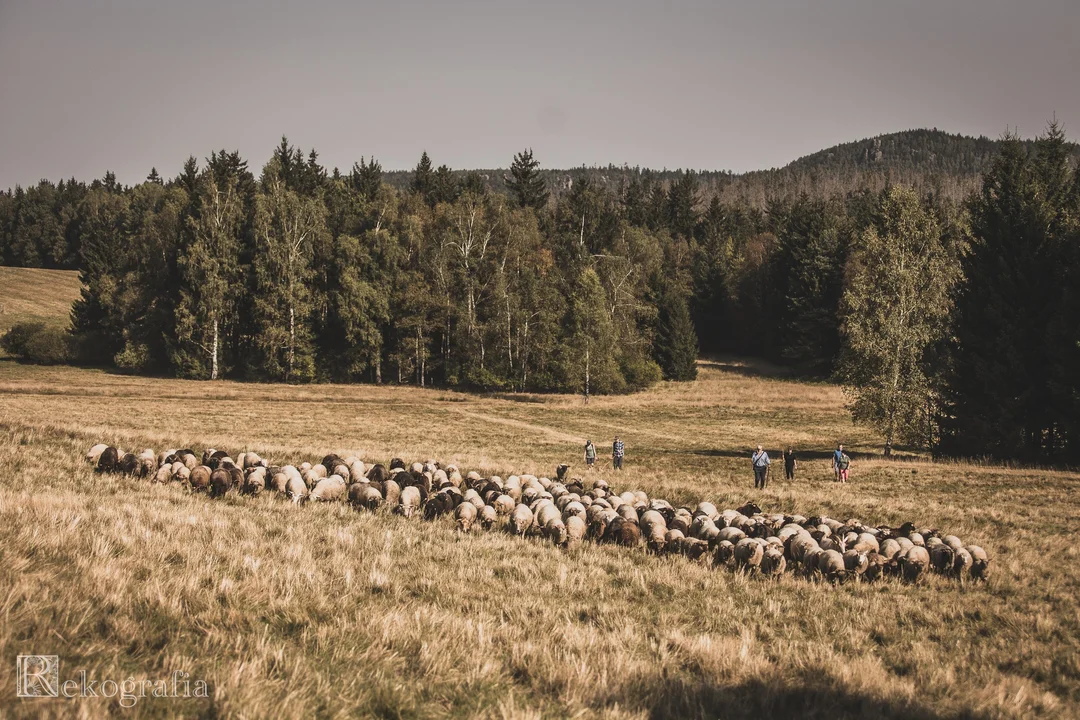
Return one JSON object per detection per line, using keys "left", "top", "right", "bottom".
{"left": 0, "top": 266, "right": 81, "bottom": 333}
{"left": 0, "top": 271, "right": 1078, "bottom": 718}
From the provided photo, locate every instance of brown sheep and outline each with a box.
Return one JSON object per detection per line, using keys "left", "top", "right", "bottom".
{"left": 350, "top": 483, "right": 384, "bottom": 511}
{"left": 603, "top": 516, "right": 641, "bottom": 546}
{"left": 209, "top": 468, "right": 233, "bottom": 498}
{"left": 189, "top": 465, "right": 212, "bottom": 492}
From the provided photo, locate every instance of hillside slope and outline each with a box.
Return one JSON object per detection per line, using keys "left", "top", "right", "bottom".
{"left": 0, "top": 266, "right": 81, "bottom": 332}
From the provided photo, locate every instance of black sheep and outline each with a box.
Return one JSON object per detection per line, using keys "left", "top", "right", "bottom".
{"left": 96, "top": 447, "right": 120, "bottom": 473}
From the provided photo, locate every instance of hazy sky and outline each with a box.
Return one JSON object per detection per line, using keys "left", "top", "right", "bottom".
{"left": 1, "top": 0, "right": 1077, "bottom": 188}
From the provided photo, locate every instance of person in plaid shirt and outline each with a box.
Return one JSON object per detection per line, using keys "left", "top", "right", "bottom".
{"left": 612, "top": 436, "right": 625, "bottom": 470}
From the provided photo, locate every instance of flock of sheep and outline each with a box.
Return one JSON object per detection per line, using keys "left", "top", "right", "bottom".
{"left": 86, "top": 443, "right": 990, "bottom": 584}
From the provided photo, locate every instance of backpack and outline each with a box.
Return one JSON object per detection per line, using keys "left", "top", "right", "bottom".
{"left": 839, "top": 453, "right": 850, "bottom": 470}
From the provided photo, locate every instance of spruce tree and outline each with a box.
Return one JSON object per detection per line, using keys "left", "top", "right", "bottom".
{"left": 410, "top": 151, "right": 434, "bottom": 199}
{"left": 507, "top": 148, "right": 549, "bottom": 210}
{"left": 945, "top": 125, "right": 1079, "bottom": 460}
{"left": 653, "top": 278, "right": 698, "bottom": 380}
{"left": 351, "top": 157, "right": 382, "bottom": 201}
{"left": 666, "top": 170, "right": 699, "bottom": 238}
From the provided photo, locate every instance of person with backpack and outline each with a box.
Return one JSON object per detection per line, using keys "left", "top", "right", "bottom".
{"left": 584, "top": 440, "right": 597, "bottom": 469}
{"left": 832, "top": 444, "right": 845, "bottom": 481}
{"left": 837, "top": 449, "right": 851, "bottom": 483}
{"left": 751, "top": 445, "right": 770, "bottom": 488}
{"left": 612, "top": 436, "right": 625, "bottom": 470}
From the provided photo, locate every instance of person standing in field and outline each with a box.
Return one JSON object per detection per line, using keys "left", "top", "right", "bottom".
{"left": 833, "top": 444, "right": 845, "bottom": 481}
{"left": 752, "top": 445, "right": 770, "bottom": 488}
{"left": 783, "top": 447, "right": 797, "bottom": 480}
{"left": 837, "top": 448, "right": 851, "bottom": 483}
{"left": 612, "top": 436, "right": 625, "bottom": 470}
{"left": 584, "top": 439, "right": 597, "bottom": 469}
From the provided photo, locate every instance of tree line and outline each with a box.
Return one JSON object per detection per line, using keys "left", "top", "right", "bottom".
{"left": 0, "top": 126, "right": 1077, "bottom": 463}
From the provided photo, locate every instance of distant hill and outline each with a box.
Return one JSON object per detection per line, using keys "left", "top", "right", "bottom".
{"left": 383, "top": 129, "right": 1080, "bottom": 205}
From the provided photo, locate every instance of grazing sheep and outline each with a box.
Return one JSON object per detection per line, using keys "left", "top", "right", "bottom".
{"left": 189, "top": 465, "right": 212, "bottom": 492}
{"left": 713, "top": 539, "right": 736, "bottom": 567}
{"left": 542, "top": 517, "right": 568, "bottom": 545}
{"left": 242, "top": 468, "right": 266, "bottom": 496}
{"left": 350, "top": 483, "right": 384, "bottom": 511}
{"left": 510, "top": 504, "right": 534, "bottom": 536}
{"left": 493, "top": 494, "right": 515, "bottom": 516}
{"left": 761, "top": 547, "right": 787, "bottom": 576}
{"left": 153, "top": 465, "right": 173, "bottom": 484}
{"left": 899, "top": 546, "right": 931, "bottom": 582}
{"left": 479, "top": 505, "right": 498, "bottom": 530}
{"left": 952, "top": 547, "right": 973, "bottom": 578}
{"left": 455, "top": 502, "right": 478, "bottom": 532}
{"left": 967, "top": 546, "right": 989, "bottom": 580}
{"left": 843, "top": 550, "right": 869, "bottom": 577}
{"left": 86, "top": 443, "right": 108, "bottom": 466}
{"left": 863, "top": 552, "right": 890, "bottom": 582}
{"left": 209, "top": 468, "right": 233, "bottom": 498}
{"left": 930, "top": 544, "right": 956, "bottom": 574}
{"left": 565, "top": 515, "right": 587, "bottom": 546}
{"left": 603, "top": 516, "right": 641, "bottom": 546}
{"left": 424, "top": 491, "right": 457, "bottom": 520}
{"left": 734, "top": 538, "right": 764, "bottom": 571}
{"left": 285, "top": 474, "right": 308, "bottom": 504}
{"left": 398, "top": 486, "right": 421, "bottom": 518}
{"left": 818, "top": 549, "right": 847, "bottom": 583}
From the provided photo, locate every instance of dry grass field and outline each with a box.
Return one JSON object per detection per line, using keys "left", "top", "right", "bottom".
{"left": 0, "top": 267, "right": 82, "bottom": 334}
{"left": 0, "top": 271, "right": 1078, "bottom": 718}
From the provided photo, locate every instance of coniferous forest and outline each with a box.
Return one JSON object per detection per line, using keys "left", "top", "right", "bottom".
{"left": 1, "top": 127, "right": 1078, "bottom": 463}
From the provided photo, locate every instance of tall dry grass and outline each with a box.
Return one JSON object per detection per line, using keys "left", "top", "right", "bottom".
{"left": 0, "top": 359, "right": 1078, "bottom": 718}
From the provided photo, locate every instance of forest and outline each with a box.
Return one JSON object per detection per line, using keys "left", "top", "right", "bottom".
{"left": 0, "top": 127, "right": 1077, "bottom": 462}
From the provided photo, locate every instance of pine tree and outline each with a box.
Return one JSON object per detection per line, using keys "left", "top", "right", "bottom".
{"left": 839, "top": 185, "right": 960, "bottom": 453}
{"left": 945, "top": 125, "right": 1080, "bottom": 461}
{"left": 146, "top": 167, "right": 162, "bottom": 185}
{"left": 410, "top": 151, "right": 434, "bottom": 199}
{"left": 507, "top": 148, "right": 549, "bottom": 210}
{"left": 773, "top": 194, "right": 851, "bottom": 371}
{"left": 351, "top": 157, "right": 382, "bottom": 201}
{"left": 666, "top": 170, "right": 699, "bottom": 238}
{"left": 430, "top": 164, "right": 460, "bottom": 205}
{"left": 653, "top": 278, "right": 698, "bottom": 381}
